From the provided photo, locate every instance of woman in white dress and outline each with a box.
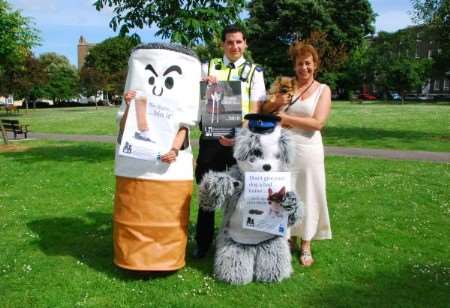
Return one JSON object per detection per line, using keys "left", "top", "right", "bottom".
{"left": 261, "top": 42, "right": 332, "bottom": 266}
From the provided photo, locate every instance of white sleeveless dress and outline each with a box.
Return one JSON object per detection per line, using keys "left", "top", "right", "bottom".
{"left": 287, "top": 84, "right": 332, "bottom": 240}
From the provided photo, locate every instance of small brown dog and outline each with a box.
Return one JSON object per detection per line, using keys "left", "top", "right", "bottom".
{"left": 262, "top": 76, "right": 296, "bottom": 114}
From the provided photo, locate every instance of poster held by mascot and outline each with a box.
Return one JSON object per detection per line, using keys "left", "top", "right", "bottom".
{"left": 114, "top": 43, "right": 201, "bottom": 271}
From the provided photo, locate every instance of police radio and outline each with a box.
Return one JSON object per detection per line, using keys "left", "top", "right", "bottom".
{"left": 240, "top": 62, "right": 252, "bottom": 82}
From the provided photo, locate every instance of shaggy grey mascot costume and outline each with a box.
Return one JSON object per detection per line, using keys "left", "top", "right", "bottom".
{"left": 199, "top": 114, "right": 303, "bottom": 284}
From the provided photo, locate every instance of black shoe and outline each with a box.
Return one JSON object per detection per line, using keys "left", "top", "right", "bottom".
{"left": 192, "top": 246, "right": 209, "bottom": 259}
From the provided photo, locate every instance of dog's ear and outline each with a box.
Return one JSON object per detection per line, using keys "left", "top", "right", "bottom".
{"left": 278, "top": 129, "right": 294, "bottom": 166}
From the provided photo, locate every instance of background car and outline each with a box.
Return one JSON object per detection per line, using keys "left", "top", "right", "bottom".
{"left": 388, "top": 91, "right": 401, "bottom": 101}
{"left": 358, "top": 93, "right": 377, "bottom": 100}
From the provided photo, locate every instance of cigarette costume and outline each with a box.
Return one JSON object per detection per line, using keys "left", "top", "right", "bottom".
{"left": 114, "top": 43, "right": 201, "bottom": 271}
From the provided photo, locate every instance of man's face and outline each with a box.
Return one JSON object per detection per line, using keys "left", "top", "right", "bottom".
{"left": 221, "top": 32, "right": 247, "bottom": 62}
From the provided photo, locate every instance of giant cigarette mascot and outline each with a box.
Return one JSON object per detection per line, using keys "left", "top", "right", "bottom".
{"left": 114, "top": 43, "right": 201, "bottom": 271}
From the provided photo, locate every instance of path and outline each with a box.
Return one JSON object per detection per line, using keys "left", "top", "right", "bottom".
{"left": 4, "top": 132, "right": 450, "bottom": 163}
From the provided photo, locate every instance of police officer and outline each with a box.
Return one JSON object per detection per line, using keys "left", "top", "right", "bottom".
{"left": 194, "top": 24, "right": 267, "bottom": 258}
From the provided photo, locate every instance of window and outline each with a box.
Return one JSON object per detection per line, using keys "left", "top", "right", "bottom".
{"left": 433, "top": 80, "right": 440, "bottom": 91}
{"left": 444, "top": 79, "right": 450, "bottom": 91}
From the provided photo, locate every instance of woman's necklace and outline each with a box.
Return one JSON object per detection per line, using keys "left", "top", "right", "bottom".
{"left": 284, "top": 79, "right": 315, "bottom": 111}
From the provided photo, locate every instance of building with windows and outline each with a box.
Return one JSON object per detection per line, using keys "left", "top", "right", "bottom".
{"left": 412, "top": 27, "right": 449, "bottom": 98}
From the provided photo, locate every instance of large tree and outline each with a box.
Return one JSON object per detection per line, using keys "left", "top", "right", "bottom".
{"left": 0, "top": 0, "right": 40, "bottom": 95}
{"left": 38, "top": 53, "right": 79, "bottom": 103}
{"left": 93, "top": 0, "right": 245, "bottom": 46}
{"left": 411, "top": 0, "right": 450, "bottom": 77}
{"left": 80, "top": 35, "right": 140, "bottom": 100}
{"left": 246, "top": 0, "right": 375, "bottom": 85}
{"left": 364, "top": 30, "right": 431, "bottom": 102}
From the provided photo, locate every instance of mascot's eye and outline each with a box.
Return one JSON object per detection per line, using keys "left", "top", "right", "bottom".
{"left": 149, "top": 76, "right": 155, "bottom": 85}
{"left": 165, "top": 77, "right": 174, "bottom": 89}
{"left": 250, "top": 149, "right": 263, "bottom": 158}
{"left": 275, "top": 153, "right": 281, "bottom": 159}
{"left": 249, "top": 157, "right": 256, "bottom": 163}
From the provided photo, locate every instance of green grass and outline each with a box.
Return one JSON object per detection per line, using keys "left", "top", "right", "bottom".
{"left": 1, "top": 106, "right": 118, "bottom": 135}
{"left": 324, "top": 101, "right": 450, "bottom": 152}
{"left": 2, "top": 102, "right": 449, "bottom": 152}
{"left": 1, "top": 141, "right": 449, "bottom": 307}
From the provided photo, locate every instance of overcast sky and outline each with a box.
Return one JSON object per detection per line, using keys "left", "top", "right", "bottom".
{"left": 8, "top": 0, "right": 416, "bottom": 67}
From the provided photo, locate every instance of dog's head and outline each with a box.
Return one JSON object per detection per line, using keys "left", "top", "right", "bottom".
{"left": 233, "top": 125, "right": 294, "bottom": 173}
{"left": 269, "top": 76, "right": 296, "bottom": 96}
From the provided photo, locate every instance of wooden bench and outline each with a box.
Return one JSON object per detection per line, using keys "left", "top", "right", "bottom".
{"left": 4, "top": 104, "right": 19, "bottom": 114}
{"left": 0, "top": 119, "right": 30, "bottom": 139}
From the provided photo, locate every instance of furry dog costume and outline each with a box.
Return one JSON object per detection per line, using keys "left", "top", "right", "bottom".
{"left": 199, "top": 114, "right": 303, "bottom": 284}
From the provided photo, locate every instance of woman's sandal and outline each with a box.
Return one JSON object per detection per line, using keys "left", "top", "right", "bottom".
{"left": 300, "top": 250, "right": 314, "bottom": 267}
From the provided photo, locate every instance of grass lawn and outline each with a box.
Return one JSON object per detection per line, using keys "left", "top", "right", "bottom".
{"left": 1, "top": 141, "right": 448, "bottom": 307}
{"left": 1, "top": 107, "right": 117, "bottom": 136}
{"left": 325, "top": 101, "right": 450, "bottom": 152}
{"left": 1, "top": 102, "right": 449, "bottom": 152}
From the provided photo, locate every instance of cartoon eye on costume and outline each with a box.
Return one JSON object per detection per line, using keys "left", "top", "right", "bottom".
{"left": 145, "top": 64, "right": 182, "bottom": 96}
{"left": 275, "top": 153, "right": 281, "bottom": 159}
{"left": 162, "top": 65, "right": 182, "bottom": 90}
{"left": 165, "top": 77, "right": 174, "bottom": 89}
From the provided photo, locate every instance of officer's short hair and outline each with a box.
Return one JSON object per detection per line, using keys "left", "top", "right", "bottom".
{"left": 221, "top": 24, "right": 247, "bottom": 42}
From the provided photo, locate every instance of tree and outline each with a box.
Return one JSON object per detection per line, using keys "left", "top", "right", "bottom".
{"left": 38, "top": 53, "right": 79, "bottom": 103}
{"left": 93, "top": 0, "right": 245, "bottom": 46}
{"left": 0, "top": 0, "right": 40, "bottom": 95}
{"left": 411, "top": 0, "right": 450, "bottom": 77}
{"left": 80, "top": 35, "right": 140, "bottom": 100}
{"left": 365, "top": 31, "right": 431, "bottom": 102}
{"left": 386, "top": 57, "right": 431, "bottom": 102}
{"left": 246, "top": 0, "right": 375, "bottom": 84}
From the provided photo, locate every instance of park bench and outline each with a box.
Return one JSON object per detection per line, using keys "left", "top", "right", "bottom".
{"left": 0, "top": 119, "right": 30, "bottom": 139}
{"left": 4, "top": 104, "right": 20, "bottom": 114}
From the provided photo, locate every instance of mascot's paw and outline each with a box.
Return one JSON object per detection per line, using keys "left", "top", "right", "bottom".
{"left": 199, "top": 171, "right": 240, "bottom": 211}
{"left": 215, "top": 238, "right": 255, "bottom": 285}
{"left": 254, "top": 238, "right": 292, "bottom": 283}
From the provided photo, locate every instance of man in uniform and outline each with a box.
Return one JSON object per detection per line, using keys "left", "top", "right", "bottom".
{"left": 193, "top": 24, "right": 266, "bottom": 258}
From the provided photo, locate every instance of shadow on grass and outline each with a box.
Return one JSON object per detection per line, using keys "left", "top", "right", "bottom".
{"left": 323, "top": 126, "right": 449, "bottom": 143}
{"left": 28, "top": 213, "right": 214, "bottom": 281}
{"left": 308, "top": 265, "right": 450, "bottom": 307}
{"left": 0, "top": 142, "right": 114, "bottom": 163}
{"left": 27, "top": 212, "right": 120, "bottom": 276}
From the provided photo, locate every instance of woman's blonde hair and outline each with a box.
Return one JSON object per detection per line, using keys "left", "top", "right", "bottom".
{"left": 288, "top": 42, "right": 320, "bottom": 70}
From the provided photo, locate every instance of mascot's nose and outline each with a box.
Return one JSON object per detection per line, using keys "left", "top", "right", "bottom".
{"left": 262, "top": 164, "right": 271, "bottom": 171}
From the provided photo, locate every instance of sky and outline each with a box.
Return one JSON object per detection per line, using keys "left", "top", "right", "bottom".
{"left": 8, "top": 0, "right": 416, "bottom": 67}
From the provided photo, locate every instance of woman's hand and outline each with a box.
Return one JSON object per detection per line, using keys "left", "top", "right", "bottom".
{"left": 160, "top": 148, "right": 178, "bottom": 164}
{"left": 276, "top": 111, "right": 293, "bottom": 128}
{"left": 275, "top": 94, "right": 291, "bottom": 109}
{"left": 124, "top": 90, "right": 136, "bottom": 104}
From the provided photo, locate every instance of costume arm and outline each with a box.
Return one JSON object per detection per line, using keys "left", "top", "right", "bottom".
{"left": 199, "top": 167, "right": 243, "bottom": 212}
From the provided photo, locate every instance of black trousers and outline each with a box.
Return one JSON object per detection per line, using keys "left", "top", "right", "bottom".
{"left": 194, "top": 137, "right": 236, "bottom": 250}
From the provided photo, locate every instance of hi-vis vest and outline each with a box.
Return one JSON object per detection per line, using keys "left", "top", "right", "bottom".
{"left": 207, "top": 58, "right": 258, "bottom": 116}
